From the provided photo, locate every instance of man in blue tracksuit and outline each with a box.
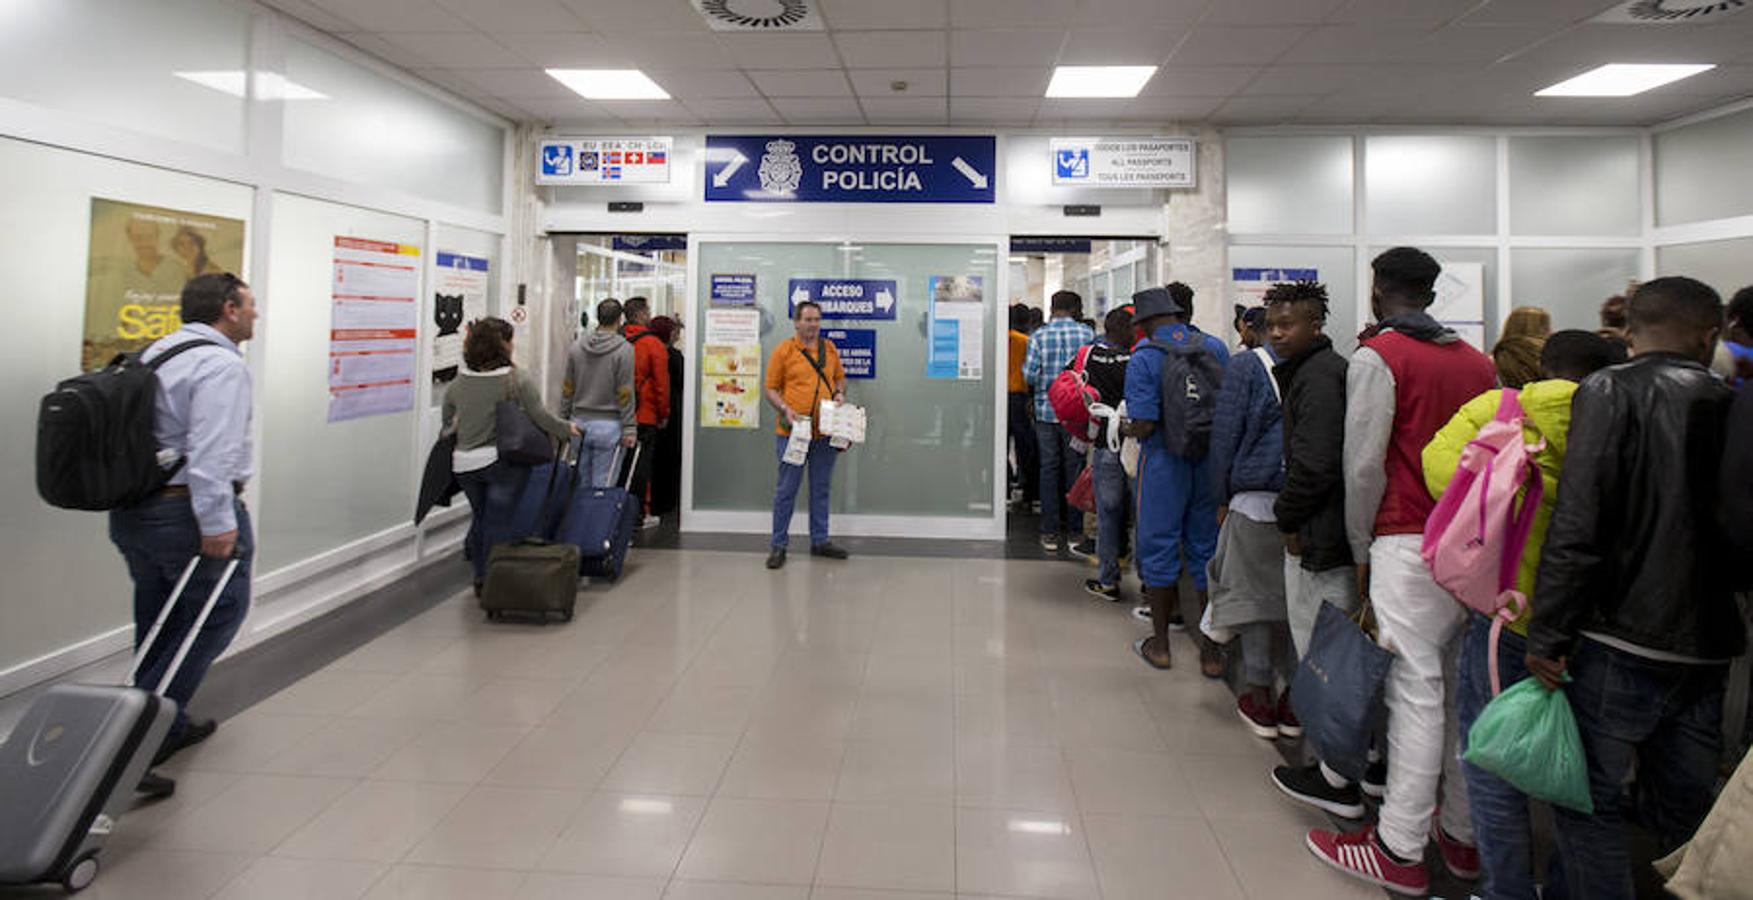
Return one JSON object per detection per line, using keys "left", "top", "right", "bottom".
{"left": 1125, "top": 284, "right": 1230, "bottom": 672}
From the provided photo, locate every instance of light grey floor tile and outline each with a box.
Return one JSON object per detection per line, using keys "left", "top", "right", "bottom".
{"left": 717, "top": 736, "right": 847, "bottom": 801}
{"left": 834, "top": 741, "right": 954, "bottom": 805}
{"left": 369, "top": 720, "right": 530, "bottom": 783}
{"left": 73, "top": 847, "right": 254, "bottom": 900}
{"left": 514, "top": 873, "right": 665, "bottom": 900}
{"left": 404, "top": 784, "right": 587, "bottom": 870}
{"left": 1084, "top": 813, "right": 1247, "bottom": 900}
{"left": 814, "top": 802, "right": 955, "bottom": 894}
{"left": 1211, "top": 818, "right": 1386, "bottom": 900}
{"left": 359, "top": 864, "right": 527, "bottom": 900}
{"left": 954, "top": 741, "right": 1077, "bottom": 813}
{"left": 674, "top": 797, "right": 831, "bottom": 885}
{"left": 139, "top": 774, "right": 354, "bottom": 855}
{"left": 171, "top": 712, "right": 331, "bottom": 775}
{"left": 1064, "top": 746, "right": 1201, "bottom": 817}
{"left": 273, "top": 779, "right": 471, "bottom": 862}
{"left": 253, "top": 669, "right": 401, "bottom": 718}
{"left": 953, "top": 807, "right": 1100, "bottom": 900}
{"left": 256, "top": 716, "right": 427, "bottom": 779}
{"left": 666, "top": 882, "right": 811, "bottom": 900}
{"left": 537, "top": 792, "right": 707, "bottom": 877}
{"left": 599, "top": 732, "right": 737, "bottom": 796}
{"left": 209, "top": 855, "right": 385, "bottom": 900}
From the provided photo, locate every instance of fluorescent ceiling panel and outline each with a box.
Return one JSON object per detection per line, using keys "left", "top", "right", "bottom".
{"left": 1045, "top": 65, "right": 1157, "bottom": 98}
{"left": 1535, "top": 63, "right": 1715, "bottom": 97}
{"left": 547, "top": 69, "right": 671, "bottom": 100}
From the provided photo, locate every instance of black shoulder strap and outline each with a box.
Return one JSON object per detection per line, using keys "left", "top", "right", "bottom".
{"left": 798, "top": 341, "right": 834, "bottom": 392}
{"left": 144, "top": 338, "right": 219, "bottom": 371}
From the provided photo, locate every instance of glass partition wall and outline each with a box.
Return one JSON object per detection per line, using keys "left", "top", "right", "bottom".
{"left": 687, "top": 239, "right": 1003, "bottom": 540}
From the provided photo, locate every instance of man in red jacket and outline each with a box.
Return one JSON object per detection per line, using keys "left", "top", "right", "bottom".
{"left": 622, "top": 296, "right": 670, "bottom": 524}
{"left": 1302, "top": 248, "right": 1496, "bottom": 895}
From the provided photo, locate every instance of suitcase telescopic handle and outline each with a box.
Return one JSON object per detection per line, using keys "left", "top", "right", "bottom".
{"left": 126, "top": 555, "right": 242, "bottom": 697}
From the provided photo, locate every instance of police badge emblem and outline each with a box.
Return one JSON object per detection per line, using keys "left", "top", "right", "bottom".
{"left": 758, "top": 139, "right": 803, "bottom": 195}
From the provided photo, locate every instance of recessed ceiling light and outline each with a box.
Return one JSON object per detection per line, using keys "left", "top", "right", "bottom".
{"left": 1045, "top": 66, "right": 1157, "bottom": 99}
{"left": 175, "top": 70, "right": 326, "bottom": 100}
{"left": 546, "top": 69, "right": 670, "bottom": 100}
{"left": 1535, "top": 63, "right": 1715, "bottom": 97}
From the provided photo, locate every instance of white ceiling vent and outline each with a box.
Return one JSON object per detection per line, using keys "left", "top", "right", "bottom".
{"left": 1592, "top": 0, "right": 1749, "bottom": 24}
{"left": 691, "top": 0, "right": 823, "bottom": 31}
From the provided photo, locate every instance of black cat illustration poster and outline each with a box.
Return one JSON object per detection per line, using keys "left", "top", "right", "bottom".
{"left": 432, "top": 252, "right": 489, "bottom": 395}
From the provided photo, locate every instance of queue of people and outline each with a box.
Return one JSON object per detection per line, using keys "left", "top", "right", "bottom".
{"left": 1010, "top": 248, "right": 1753, "bottom": 898}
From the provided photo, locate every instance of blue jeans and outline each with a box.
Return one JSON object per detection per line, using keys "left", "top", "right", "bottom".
{"left": 1551, "top": 639, "right": 1727, "bottom": 900}
{"left": 572, "top": 418, "right": 625, "bottom": 488}
{"left": 1092, "top": 446, "right": 1130, "bottom": 585}
{"left": 1457, "top": 614, "right": 1542, "bottom": 900}
{"left": 458, "top": 462, "right": 530, "bottom": 584}
{"left": 109, "top": 494, "right": 253, "bottom": 742}
{"left": 1035, "top": 422, "right": 1084, "bottom": 537}
{"left": 772, "top": 435, "right": 837, "bottom": 548}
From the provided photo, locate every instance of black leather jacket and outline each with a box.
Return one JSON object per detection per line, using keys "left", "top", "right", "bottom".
{"left": 1528, "top": 353, "right": 1742, "bottom": 661}
{"left": 1273, "top": 337, "right": 1354, "bottom": 573}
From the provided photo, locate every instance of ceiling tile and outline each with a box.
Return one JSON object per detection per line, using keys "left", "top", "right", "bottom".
{"left": 1129, "top": 94, "right": 1224, "bottom": 118}
{"left": 860, "top": 97, "right": 950, "bottom": 123}
{"left": 432, "top": 0, "right": 586, "bottom": 33}
{"left": 1503, "top": 22, "right": 1753, "bottom": 65}
{"left": 611, "top": 32, "right": 735, "bottom": 69}
{"left": 718, "top": 33, "right": 843, "bottom": 69}
{"left": 1079, "top": 0, "right": 1209, "bottom": 26}
{"left": 1057, "top": 28, "right": 1185, "bottom": 66}
{"left": 599, "top": 99, "right": 701, "bottom": 122}
{"left": 261, "top": 0, "right": 364, "bottom": 32}
{"left": 1141, "top": 65, "right": 1260, "bottom": 96}
{"left": 1327, "top": 0, "right": 1487, "bottom": 26}
{"left": 1242, "top": 63, "right": 1376, "bottom": 95}
{"left": 409, "top": 67, "right": 489, "bottom": 99}
{"left": 377, "top": 32, "right": 530, "bottom": 68}
{"left": 1281, "top": 23, "right": 1554, "bottom": 64}
{"left": 681, "top": 98, "right": 783, "bottom": 123}
{"left": 1459, "top": 0, "right": 1624, "bottom": 25}
{"left": 950, "top": 96, "right": 1040, "bottom": 122}
{"left": 833, "top": 30, "right": 948, "bottom": 68}
{"left": 848, "top": 68, "right": 948, "bottom": 97}
{"left": 1210, "top": 94, "right": 1324, "bottom": 123}
{"left": 819, "top": 0, "right": 950, "bottom": 29}
{"left": 1165, "top": 26, "right": 1309, "bottom": 65}
{"left": 306, "top": 0, "right": 473, "bottom": 32}
{"left": 950, "top": 66, "right": 1053, "bottom": 97}
{"left": 1200, "top": 0, "right": 1347, "bottom": 25}
{"left": 748, "top": 69, "right": 853, "bottom": 97}
{"left": 1035, "top": 97, "right": 1216, "bottom": 121}
{"left": 494, "top": 32, "right": 632, "bottom": 66}
{"left": 504, "top": 95, "right": 621, "bottom": 123}
{"left": 950, "top": 29, "right": 1067, "bottom": 66}
{"left": 438, "top": 67, "right": 578, "bottom": 98}
{"left": 771, "top": 96, "right": 866, "bottom": 123}
{"left": 557, "top": 0, "right": 708, "bottom": 33}
{"left": 644, "top": 69, "right": 761, "bottom": 98}
{"left": 336, "top": 31, "right": 433, "bottom": 69}
{"left": 951, "top": 0, "right": 1080, "bottom": 29}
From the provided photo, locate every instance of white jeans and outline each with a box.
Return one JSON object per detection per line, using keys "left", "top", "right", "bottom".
{"left": 1284, "top": 553, "right": 1357, "bottom": 660}
{"left": 1371, "top": 533, "right": 1473, "bottom": 858}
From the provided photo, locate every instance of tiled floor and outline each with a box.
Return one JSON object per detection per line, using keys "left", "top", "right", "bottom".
{"left": 3, "top": 549, "right": 1384, "bottom": 900}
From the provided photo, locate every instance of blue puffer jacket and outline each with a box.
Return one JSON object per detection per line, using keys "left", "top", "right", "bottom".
{"left": 1209, "top": 347, "right": 1285, "bottom": 500}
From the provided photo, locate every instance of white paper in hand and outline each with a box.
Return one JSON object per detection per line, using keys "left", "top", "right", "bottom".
{"left": 783, "top": 417, "right": 812, "bottom": 466}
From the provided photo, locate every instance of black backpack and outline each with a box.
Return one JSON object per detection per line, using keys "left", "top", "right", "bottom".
{"left": 36, "top": 340, "right": 215, "bottom": 511}
{"left": 1149, "top": 336, "right": 1225, "bottom": 460}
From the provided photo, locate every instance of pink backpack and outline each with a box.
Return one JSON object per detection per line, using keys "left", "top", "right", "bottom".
{"left": 1048, "top": 345, "right": 1098, "bottom": 440}
{"left": 1421, "top": 389, "right": 1545, "bottom": 693}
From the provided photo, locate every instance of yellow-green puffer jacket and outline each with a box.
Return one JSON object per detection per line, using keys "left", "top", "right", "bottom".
{"left": 1421, "top": 379, "right": 1577, "bottom": 635}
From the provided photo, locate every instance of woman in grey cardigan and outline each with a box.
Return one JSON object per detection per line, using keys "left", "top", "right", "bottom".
{"left": 442, "top": 317, "right": 576, "bottom": 592}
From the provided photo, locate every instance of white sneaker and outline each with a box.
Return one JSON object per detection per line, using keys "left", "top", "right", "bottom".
{"left": 641, "top": 515, "right": 661, "bottom": 529}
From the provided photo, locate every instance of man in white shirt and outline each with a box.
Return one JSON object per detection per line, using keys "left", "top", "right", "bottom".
{"left": 109, "top": 272, "right": 258, "bottom": 800}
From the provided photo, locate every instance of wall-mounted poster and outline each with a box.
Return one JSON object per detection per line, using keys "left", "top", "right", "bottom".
{"left": 329, "top": 237, "right": 420, "bottom": 423}
{"left": 1232, "top": 267, "right": 1318, "bottom": 310}
{"left": 926, "top": 275, "right": 984, "bottom": 380}
{"left": 82, "top": 198, "right": 246, "bottom": 371}
{"left": 1431, "top": 261, "right": 1486, "bottom": 351}
{"left": 432, "top": 252, "right": 490, "bottom": 392}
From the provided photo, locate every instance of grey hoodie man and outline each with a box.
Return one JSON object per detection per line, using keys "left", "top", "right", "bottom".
{"left": 562, "top": 325, "right": 636, "bottom": 438}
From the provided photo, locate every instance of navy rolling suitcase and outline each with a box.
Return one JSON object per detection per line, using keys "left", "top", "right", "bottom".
{"left": 0, "top": 556, "right": 241, "bottom": 894}
{"left": 504, "top": 458, "right": 576, "bottom": 542}
{"left": 557, "top": 444, "right": 641, "bottom": 581}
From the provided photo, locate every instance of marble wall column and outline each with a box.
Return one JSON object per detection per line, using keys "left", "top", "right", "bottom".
{"left": 1163, "top": 126, "right": 1230, "bottom": 343}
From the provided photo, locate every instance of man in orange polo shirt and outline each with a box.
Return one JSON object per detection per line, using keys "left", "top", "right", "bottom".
{"left": 763, "top": 300, "right": 849, "bottom": 569}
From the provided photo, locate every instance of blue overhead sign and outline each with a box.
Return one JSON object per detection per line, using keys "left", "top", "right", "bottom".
{"left": 823, "top": 328, "right": 876, "bottom": 379}
{"left": 705, "top": 135, "right": 996, "bottom": 204}
{"left": 788, "top": 278, "right": 898, "bottom": 320}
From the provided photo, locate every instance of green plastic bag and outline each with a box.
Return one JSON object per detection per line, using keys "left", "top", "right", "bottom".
{"left": 1463, "top": 678, "right": 1594, "bottom": 814}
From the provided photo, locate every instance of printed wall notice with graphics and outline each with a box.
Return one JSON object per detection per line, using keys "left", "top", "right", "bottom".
{"left": 82, "top": 198, "right": 246, "bottom": 371}
{"left": 432, "top": 252, "right": 489, "bottom": 393}
{"left": 702, "top": 306, "right": 762, "bottom": 429}
{"left": 710, "top": 273, "right": 758, "bottom": 307}
{"left": 926, "top": 275, "right": 984, "bottom": 380}
{"left": 705, "top": 135, "right": 995, "bottom": 203}
{"left": 537, "top": 137, "right": 673, "bottom": 186}
{"left": 787, "top": 278, "right": 899, "bottom": 320}
{"left": 1051, "top": 138, "right": 1196, "bottom": 188}
{"left": 1431, "top": 261, "right": 1487, "bottom": 351}
{"left": 1233, "top": 267, "right": 1319, "bottom": 309}
{"left": 823, "top": 328, "right": 876, "bottom": 379}
{"left": 329, "top": 236, "right": 420, "bottom": 423}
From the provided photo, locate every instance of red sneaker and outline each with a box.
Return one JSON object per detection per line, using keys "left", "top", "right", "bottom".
{"left": 1305, "top": 826, "right": 1429, "bottom": 897}
{"left": 1431, "top": 814, "right": 1481, "bottom": 880}
{"left": 1276, "top": 690, "right": 1302, "bottom": 738}
{"left": 1236, "top": 693, "right": 1279, "bottom": 740}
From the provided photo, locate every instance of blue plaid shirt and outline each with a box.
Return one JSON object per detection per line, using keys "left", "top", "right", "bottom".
{"left": 1023, "top": 317, "right": 1096, "bottom": 422}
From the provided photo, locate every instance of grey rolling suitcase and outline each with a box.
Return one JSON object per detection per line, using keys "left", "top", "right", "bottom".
{"left": 0, "top": 556, "right": 240, "bottom": 893}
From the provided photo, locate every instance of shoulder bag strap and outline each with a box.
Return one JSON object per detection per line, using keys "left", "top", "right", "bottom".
{"left": 144, "top": 338, "right": 219, "bottom": 371}
{"left": 798, "top": 341, "right": 835, "bottom": 393}
{"left": 1252, "top": 347, "right": 1282, "bottom": 406}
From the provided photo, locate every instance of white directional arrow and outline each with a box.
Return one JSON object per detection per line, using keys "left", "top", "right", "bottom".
{"left": 791, "top": 285, "right": 811, "bottom": 308}
{"left": 952, "top": 156, "right": 988, "bottom": 189}
{"left": 874, "top": 288, "right": 895, "bottom": 313}
{"left": 713, "top": 152, "right": 748, "bottom": 188}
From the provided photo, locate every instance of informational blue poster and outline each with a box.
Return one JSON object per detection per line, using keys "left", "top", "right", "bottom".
{"left": 705, "top": 135, "right": 996, "bottom": 204}
{"left": 710, "top": 273, "right": 757, "bottom": 307}
{"left": 787, "top": 278, "right": 899, "bottom": 320}
{"left": 926, "top": 275, "right": 984, "bottom": 381}
{"left": 823, "top": 328, "right": 876, "bottom": 379}
{"left": 927, "top": 319, "right": 960, "bottom": 379}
